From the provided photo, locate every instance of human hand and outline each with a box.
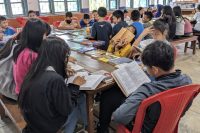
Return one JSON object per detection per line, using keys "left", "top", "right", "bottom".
{"left": 141, "top": 27, "right": 154, "bottom": 37}
{"left": 65, "top": 65, "right": 76, "bottom": 77}
{"left": 68, "top": 56, "right": 77, "bottom": 63}
{"left": 73, "top": 76, "right": 86, "bottom": 86}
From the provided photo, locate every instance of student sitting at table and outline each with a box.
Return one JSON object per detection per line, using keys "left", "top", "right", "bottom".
{"left": 0, "top": 16, "right": 16, "bottom": 36}
{"left": 131, "top": 10, "right": 144, "bottom": 39}
{"left": 173, "top": 6, "right": 185, "bottom": 38}
{"left": 112, "top": 41, "right": 192, "bottom": 132}
{"left": 142, "top": 11, "right": 154, "bottom": 39}
{"left": 138, "top": 7, "right": 145, "bottom": 18}
{"left": 79, "top": 14, "right": 94, "bottom": 28}
{"left": 124, "top": 10, "right": 131, "bottom": 22}
{"left": 18, "top": 36, "right": 86, "bottom": 133}
{"left": 193, "top": 4, "right": 200, "bottom": 33}
{"left": 91, "top": 10, "right": 99, "bottom": 23}
{"left": 161, "top": 6, "right": 176, "bottom": 40}
{"left": 129, "top": 19, "right": 170, "bottom": 59}
{"left": 28, "top": 10, "right": 37, "bottom": 19}
{"left": 155, "top": 4, "right": 163, "bottom": 18}
{"left": 91, "top": 7, "right": 112, "bottom": 50}
{"left": 112, "top": 10, "right": 128, "bottom": 36}
{"left": 58, "top": 12, "right": 80, "bottom": 30}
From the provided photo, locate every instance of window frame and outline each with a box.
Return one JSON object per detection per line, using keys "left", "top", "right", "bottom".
{"left": 1, "top": 0, "right": 27, "bottom": 17}
{"left": 38, "top": 0, "right": 80, "bottom": 14}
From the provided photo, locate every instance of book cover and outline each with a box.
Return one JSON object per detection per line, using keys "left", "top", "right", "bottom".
{"left": 109, "top": 57, "right": 133, "bottom": 65}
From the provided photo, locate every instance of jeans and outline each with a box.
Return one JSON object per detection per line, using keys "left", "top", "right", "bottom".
{"left": 64, "top": 93, "right": 87, "bottom": 133}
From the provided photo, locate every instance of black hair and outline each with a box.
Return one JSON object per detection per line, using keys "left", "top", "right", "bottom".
{"left": 138, "top": 7, "right": 144, "bottom": 11}
{"left": 83, "top": 14, "right": 90, "bottom": 19}
{"left": 173, "top": 6, "right": 182, "bottom": 17}
{"left": 197, "top": 4, "right": 200, "bottom": 10}
{"left": 18, "top": 36, "right": 71, "bottom": 110}
{"left": 131, "top": 10, "right": 140, "bottom": 21}
{"left": 128, "top": 25, "right": 137, "bottom": 36}
{"left": 144, "top": 11, "right": 153, "bottom": 20}
{"left": 153, "top": 19, "right": 169, "bottom": 37}
{"left": 98, "top": 7, "right": 107, "bottom": 17}
{"left": 92, "top": 10, "right": 97, "bottom": 13}
{"left": 142, "top": 41, "right": 174, "bottom": 71}
{"left": 112, "top": 10, "right": 124, "bottom": 21}
{"left": 28, "top": 10, "right": 36, "bottom": 16}
{"left": 124, "top": 10, "right": 128, "bottom": 13}
{"left": 162, "top": 6, "right": 176, "bottom": 22}
{"left": 0, "top": 16, "right": 6, "bottom": 23}
{"left": 45, "top": 22, "right": 51, "bottom": 36}
{"left": 13, "top": 18, "right": 46, "bottom": 62}
{"left": 65, "top": 12, "right": 73, "bottom": 17}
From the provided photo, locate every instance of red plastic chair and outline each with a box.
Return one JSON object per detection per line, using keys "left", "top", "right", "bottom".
{"left": 38, "top": 16, "right": 49, "bottom": 23}
{"left": 16, "top": 17, "right": 27, "bottom": 27}
{"left": 117, "top": 84, "right": 200, "bottom": 133}
{"left": 53, "top": 21, "right": 61, "bottom": 28}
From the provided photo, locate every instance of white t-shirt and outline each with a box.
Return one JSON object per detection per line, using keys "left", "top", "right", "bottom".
{"left": 193, "top": 12, "right": 200, "bottom": 31}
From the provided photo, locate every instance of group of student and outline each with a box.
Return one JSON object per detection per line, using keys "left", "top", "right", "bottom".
{"left": 0, "top": 4, "right": 198, "bottom": 133}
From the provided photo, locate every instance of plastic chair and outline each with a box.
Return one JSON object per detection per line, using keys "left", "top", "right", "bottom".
{"left": 38, "top": 16, "right": 49, "bottom": 23}
{"left": 117, "top": 84, "right": 200, "bottom": 133}
{"left": 16, "top": 17, "right": 27, "bottom": 27}
{"left": 53, "top": 21, "right": 61, "bottom": 28}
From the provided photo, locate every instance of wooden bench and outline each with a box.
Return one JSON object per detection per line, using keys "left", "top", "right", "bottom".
{"left": 0, "top": 95, "right": 26, "bottom": 133}
{"left": 171, "top": 36, "right": 198, "bottom": 55}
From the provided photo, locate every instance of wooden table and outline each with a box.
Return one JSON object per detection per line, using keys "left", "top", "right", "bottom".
{"left": 58, "top": 33, "right": 117, "bottom": 133}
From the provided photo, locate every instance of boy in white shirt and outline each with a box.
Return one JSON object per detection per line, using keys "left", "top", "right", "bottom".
{"left": 193, "top": 4, "right": 200, "bottom": 32}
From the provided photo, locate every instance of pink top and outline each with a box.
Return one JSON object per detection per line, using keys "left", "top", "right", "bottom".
{"left": 13, "top": 48, "right": 38, "bottom": 94}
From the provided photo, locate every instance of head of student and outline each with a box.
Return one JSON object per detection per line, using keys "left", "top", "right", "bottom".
{"left": 98, "top": 7, "right": 107, "bottom": 18}
{"left": 162, "top": 6, "right": 176, "bottom": 18}
{"left": 0, "top": 16, "right": 8, "bottom": 29}
{"left": 92, "top": 10, "right": 98, "bottom": 21}
{"left": 65, "top": 12, "right": 73, "bottom": 24}
{"left": 142, "top": 41, "right": 174, "bottom": 78}
{"left": 112, "top": 10, "right": 124, "bottom": 24}
{"left": 127, "top": 25, "right": 137, "bottom": 35}
{"left": 138, "top": 7, "right": 144, "bottom": 15}
{"left": 131, "top": 10, "right": 140, "bottom": 22}
{"left": 83, "top": 14, "right": 90, "bottom": 24}
{"left": 124, "top": 10, "right": 129, "bottom": 17}
{"left": 151, "top": 19, "right": 169, "bottom": 41}
{"left": 13, "top": 18, "right": 47, "bottom": 61}
{"left": 173, "top": 6, "right": 182, "bottom": 17}
{"left": 28, "top": 10, "right": 37, "bottom": 18}
{"left": 18, "top": 36, "right": 71, "bottom": 109}
{"left": 142, "top": 11, "right": 153, "bottom": 23}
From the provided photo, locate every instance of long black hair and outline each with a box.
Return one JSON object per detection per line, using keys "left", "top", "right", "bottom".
{"left": 13, "top": 18, "right": 46, "bottom": 62}
{"left": 153, "top": 19, "right": 169, "bottom": 40}
{"left": 18, "top": 36, "right": 71, "bottom": 109}
{"left": 162, "top": 5, "right": 176, "bottom": 22}
{"left": 173, "top": 6, "right": 183, "bottom": 18}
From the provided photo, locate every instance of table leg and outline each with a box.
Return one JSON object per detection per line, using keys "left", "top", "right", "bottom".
{"left": 184, "top": 42, "right": 188, "bottom": 53}
{"left": 86, "top": 93, "right": 94, "bottom": 133}
{"left": 192, "top": 41, "right": 196, "bottom": 55}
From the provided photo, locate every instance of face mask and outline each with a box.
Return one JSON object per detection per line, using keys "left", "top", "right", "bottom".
{"left": 66, "top": 20, "right": 72, "bottom": 24}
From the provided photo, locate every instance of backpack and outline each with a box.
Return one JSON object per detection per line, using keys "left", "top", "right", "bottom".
{"left": 0, "top": 43, "right": 18, "bottom": 100}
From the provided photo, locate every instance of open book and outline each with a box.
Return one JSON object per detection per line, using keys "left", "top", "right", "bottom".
{"left": 67, "top": 72, "right": 105, "bottom": 90}
{"left": 112, "top": 61, "right": 151, "bottom": 97}
{"left": 111, "top": 27, "right": 135, "bottom": 43}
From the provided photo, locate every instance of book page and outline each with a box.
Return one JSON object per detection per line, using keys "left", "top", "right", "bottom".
{"left": 67, "top": 71, "right": 89, "bottom": 84}
{"left": 80, "top": 75, "right": 105, "bottom": 90}
{"left": 112, "top": 61, "right": 150, "bottom": 97}
{"left": 68, "top": 62, "right": 84, "bottom": 72}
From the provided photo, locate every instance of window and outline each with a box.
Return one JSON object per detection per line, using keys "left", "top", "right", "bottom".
{"left": 0, "top": 0, "right": 6, "bottom": 15}
{"left": 109, "top": 0, "right": 117, "bottom": 10}
{"left": 149, "top": 0, "right": 157, "bottom": 6}
{"left": 133, "top": 0, "right": 147, "bottom": 8}
{"left": 89, "top": 0, "right": 107, "bottom": 11}
{"left": 126, "top": 0, "right": 131, "bottom": 8}
{"left": 39, "top": 0, "right": 79, "bottom": 13}
{"left": 158, "top": 0, "right": 164, "bottom": 4}
{"left": 39, "top": 0, "right": 50, "bottom": 13}
{"left": 0, "top": 0, "right": 26, "bottom": 17}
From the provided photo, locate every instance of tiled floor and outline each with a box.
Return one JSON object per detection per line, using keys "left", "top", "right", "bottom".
{"left": 0, "top": 43, "right": 200, "bottom": 133}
